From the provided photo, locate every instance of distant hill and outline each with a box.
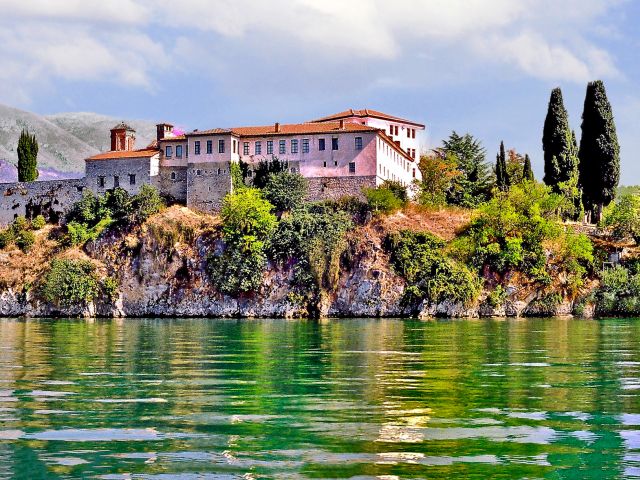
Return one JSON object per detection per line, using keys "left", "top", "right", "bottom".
{"left": 0, "top": 104, "right": 156, "bottom": 182}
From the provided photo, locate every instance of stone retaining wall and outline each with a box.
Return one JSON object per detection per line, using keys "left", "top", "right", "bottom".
{"left": 307, "top": 175, "right": 376, "bottom": 201}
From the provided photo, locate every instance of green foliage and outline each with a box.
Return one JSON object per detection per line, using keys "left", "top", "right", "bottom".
{"left": 523, "top": 154, "right": 534, "bottom": 182}
{"left": 64, "top": 186, "right": 163, "bottom": 246}
{"left": 17, "top": 129, "right": 38, "bottom": 182}
{"left": 230, "top": 162, "right": 245, "bottom": 191}
{"left": 554, "top": 230, "right": 594, "bottom": 296}
{"left": 385, "top": 230, "right": 481, "bottom": 306}
{"left": 601, "top": 193, "right": 640, "bottom": 243}
{"left": 486, "top": 285, "right": 507, "bottom": 308}
{"left": 364, "top": 185, "right": 404, "bottom": 215}
{"left": 40, "top": 259, "right": 100, "bottom": 307}
{"left": 262, "top": 171, "right": 308, "bottom": 212}
{"left": 101, "top": 277, "right": 119, "bottom": 301}
{"left": 31, "top": 215, "right": 46, "bottom": 230}
{"left": 268, "top": 207, "right": 353, "bottom": 294}
{"left": 381, "top": 180, "right": 408, "bottom": 203}
{"left": 15, "top": 230, "right": 35, "bottom": 253}
{"left": 220, "top": 188, "right": 276, "bottom": 240}
{"left": 12, "top": 216, "right": 28, "bottom": 233}
{"left": 596, "top": 265, "right": 640, "bottom": 315}
{"left": 208, "top": 188, "right": 276, "bottom": 295}
{"left": 0, "top": 229, "right": 12, "bottom": 250}
{"left": 417, "top": 151, "right": 460, "bottom": 206}
{"left": 495, "top": 141, "right": 509, "bottom": 191}
{"left": 252, "top": 157, "right": 289, "bottom": 189}
{"left": 579, "top": 80, "right": 620, "bottom": 219}
{"left": 441, "top": 131, "right": 492, "bottom": 207}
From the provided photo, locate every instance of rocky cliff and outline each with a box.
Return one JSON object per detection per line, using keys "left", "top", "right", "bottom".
{"left": 0, "top": 206, "right": 598, "bottom": 318}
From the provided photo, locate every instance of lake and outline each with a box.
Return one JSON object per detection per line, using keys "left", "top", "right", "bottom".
{"left": 0, "top": 317, "right": 639, "bottom": 479}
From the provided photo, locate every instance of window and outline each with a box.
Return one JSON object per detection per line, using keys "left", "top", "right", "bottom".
{"left": 217, "top": 168, "right": 221, "bottom": 175}
{"left": 412, "top": 128, "right": 416, "bottom": 139}
{"left": 176, "top": 145, "right": 183, "bottom": 158}
{"left": 206, "top": 140, "right": 213, "bottom": 154}
{"left": 389, "top": 126, "right": 394, "bottom": 135}
{"left": 412, "top": 168, "right": 416, "bottom": 178}
{"left": 407, "top": 128, "right": 411, "bottom": 138}
{"left": 267, "top": 140, "right": 274, "bottom": 155}
{"left": 113, "top": 175, "right": 119, "bottom": 187}
{"left": 332, "top": 137, "right": 338, "bottom": 150}
{"left": 97, "top": 176, "right": 105, "bottom": 188}
{"left": 279, "top": 140, "right": 286, "bottom": 154}
{"left": 170, "top": 171, "right": 176, "bottom": 180}
{"left": 129, "top": 174, "right": 136, "bottom": 185}
{"left": 194, "top": 141, "right": 201, "bottom": 155}
{"left": 319, "top": 138, "right": 326, "bottom": 151}
{"left": 186, "top": 145, "right": 189, "bottom": 158}
{"left": 196, "top": 169, "right": 202, "bottom": 176}
{"left": 233, "top": 139, "right": 237, "bottom": 154}
{"left": 255, "top": 141, "right": 262, "bottom": 155}
{"left": 323, "top": 161, "right": 327, "bottom": 167}
{"left": 349, "top": 162, "right": 356, "bottom": 174}
{"left": 355, "top": 137, "right": 363, "bottom": 150}
{"left": 302, "top": 139, "right": 309, "bottom": 153}
{"left": 395, "top": 125, "right": 399, "bottom": 136}
{"left": 243, "top": 142, "right": 250, "bottom": 155}
{"left": 165, "top": 145, "right": 173, "bottom": 158}
{"left": 218, "top": 139, "right": 225, "bottom": 153}
{"left": 291, "top": 139, "right": 299, "bottom": 154}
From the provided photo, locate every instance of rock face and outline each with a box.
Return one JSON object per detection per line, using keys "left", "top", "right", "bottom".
{"left": 0, "top": 212, "right": 597, "bottom": 319}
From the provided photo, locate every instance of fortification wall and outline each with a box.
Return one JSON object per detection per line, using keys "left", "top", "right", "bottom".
{"left": 158, "top": 166, "right": 188, "bottom": 203}
{"left": 306, "top": 175, "right": 376, "bottom": 201}
{"left": 186, "top": 162, "right": 232, "bottom": 213}
{"left": 85, "top": 157, "right": 156, "bottom": 196}
{"left": 0, "top": 179, "right": 85, "bottom": 226}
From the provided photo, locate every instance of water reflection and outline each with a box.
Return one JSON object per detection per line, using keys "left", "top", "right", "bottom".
{"left": 0, "top": 318, "right": 638, "bottom": 478}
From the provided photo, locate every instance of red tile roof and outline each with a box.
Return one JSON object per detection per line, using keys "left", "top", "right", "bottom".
{"left": 311, "top": 109, "right": 425, "bottom": 128}
{"left": 86, "top": 148, "right": 158, "bottom": 161}
{"left": 188, "top": 122, "right": 378, "bottom": 137}
{"left": 159, "top": 135, "right": 187, "bottom": 142}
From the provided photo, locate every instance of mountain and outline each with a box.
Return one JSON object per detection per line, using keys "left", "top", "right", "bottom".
{"left": 0, "top": 104, "right": 156, "bottom": 182}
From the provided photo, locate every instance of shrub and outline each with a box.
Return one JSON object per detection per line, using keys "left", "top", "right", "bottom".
{"left": 208, "top": 237, "right": 267, "bottom": 294}
{"left": 385, "top": 230, "right": 481, "bottom": 306}
{"left": 102, "top": 277, "right": 119, "bottom": 301}
{"left": 595, "top": 264, "right": 640, "bottom": 315}
{"left": 601, "top": 193, "right": 640, "bottom": 243}
{"left": 40, "top": 259, "right": 100, "bottom": 307}
{"left": 31, "top": 215, "right": 46, "bottom": 230}
{"left": 220, "top": 188, "right": 276, "bottom": 240}
{"left": 262, "top": 171, "right": 308, "bottom": 212}
{"left": 130, "top": 185, "right": 164, "bottom": 223}
{"left": 11, "top": 216, "right": 29, "bottom": 234}
{"left": 251, "top": 157, "right": 289, "bottom": 189}
{"left": 364, "top": 186, "right": 403, "bottom": 215}
{"left": 381, "top": 180, "right": 409, "bottom": 203}
{"left": 15, "top": 230, "right": 35, "bottom": 253}
{"left": 0, "top": 229, "right": 14, "bottom": 249}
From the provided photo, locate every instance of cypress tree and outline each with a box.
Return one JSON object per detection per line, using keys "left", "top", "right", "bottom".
{"left": 542, "top": 88, "right": 578, "bottom": 192}
{"left": 495, "top": 141, "right": 509, "bottom": 191}
{"left": 17, "top": 129, "right": 39, "bottom": 182}
{"left": 523, "top": 154, "right": 534, "bottom": 181}
{"left": 578, "top": 80, "right": 620, "bottom": 222}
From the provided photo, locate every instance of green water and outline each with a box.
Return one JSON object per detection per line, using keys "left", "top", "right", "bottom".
{"left": 1, "top": 318, "right": 640, "bottom": 479}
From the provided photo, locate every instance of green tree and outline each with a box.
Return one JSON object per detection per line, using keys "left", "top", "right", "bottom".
{"left": 262, "top": 171, "right": 308, "bottom": 212}
{"left": 495, "top": 141, "right": 509, "bottom": 191}
{"left": 251, "top": 157, "right": 289, "bottom": 188}
{"left": 542, "top": 88, "right": 579, "bottom": 190}
{"left": 417, "top": 151, "right": 460, "bottom": 206}
{"left": 579, "top": 80, "right": 620, "bottom": 222}
{"left": 523, "top": 154, "right": 534, "bottom": 182}
{"left": 442, "top": 131, "right": 492, "bottom": 207}
{"left": 17, "top": 129, "right": 39, "bottom": 182}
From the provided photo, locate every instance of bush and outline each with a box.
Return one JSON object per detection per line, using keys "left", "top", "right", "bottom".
{"left": 11, "top": 216, "right": 29, "bottom": 234}
{"left": 601, "top": 193, "right": 640, "bottom": 243}
{"left": 31, "top": 215, "right": 46, "bottom": 230}
{"left": 130, "top": 185, "right": 164, "bottom": 223}
{"left": 381, "top": 180, "right": 409, "bottom": 203}
{"left": 385, "top": 230, "right": 481, "bottom": 306}
{"left": 40, "top": 259, "right": 100, "bottom": 307}
{"left": 251, "top": 157, "right": 289, "bottom": 188}
{"left": 102, "top": 277, "right": 119, "bottom": 301}
{"left": 0, "top": 229, "right": 14, "bottom": 249}
{"left": 15, "top": 230, "right": 35, "bottom": 253}
{"left": 364, "top": 186, "right": 403, "bottom": 215}
{"left": 262, "top": 171, "right": 308, "bottom": 212}
{"left": 208, "top": 188, "right": 277, "bottom": 295}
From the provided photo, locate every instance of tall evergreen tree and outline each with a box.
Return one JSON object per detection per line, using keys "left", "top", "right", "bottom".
{"left": 523, "top": 154, "right": 534, "bottom": 181}
{"left": 17, "top": 129, "right": 39, "bottom": 182}
{"left": 495, "top": 141, "right": 509, "bottom": 191}
{"left": 578, "top": 80, "right": 620, "bottom": 222}
{"left": 542, "top": 88, "right": 579, "bottom": 191}
{"left": 441, "top": 131, "right": 491, "bottom": 208}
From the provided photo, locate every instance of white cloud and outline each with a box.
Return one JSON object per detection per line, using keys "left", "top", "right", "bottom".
{"left": 0, "top": 0, "right": 625, "bottom": 104}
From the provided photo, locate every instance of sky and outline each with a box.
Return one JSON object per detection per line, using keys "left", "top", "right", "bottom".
{"left": 0, "top": 0, "right": 638, "bottom": 182}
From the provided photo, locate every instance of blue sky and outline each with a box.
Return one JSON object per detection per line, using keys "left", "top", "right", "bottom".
{"left": 0, "top": 0, "right": 638, "bottom": 182}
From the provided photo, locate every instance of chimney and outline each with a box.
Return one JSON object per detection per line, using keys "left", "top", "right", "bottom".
{"left": 339, "top": 119, "right": 345, "bottom": 129}
{"left": 156, "top": 123, "right": 173, "bottom": 142}
{"left": 274, "top": 122, "right": 280, "bottom": 133}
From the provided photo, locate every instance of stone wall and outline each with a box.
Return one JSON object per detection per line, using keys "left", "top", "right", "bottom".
{"left": 85, "top": 157, "right": 156, "bottom": 196}
{"left": 158, "top": 166, "right": 188, "bottom": 203}
{"left": 306, "top": 175, "right": 376, "bottom": 201}
{"left": 186, "top": 162, "right": 232, "bottom": 213}
{"left": 0, "top": 179, "right": 85, "bottom": 226}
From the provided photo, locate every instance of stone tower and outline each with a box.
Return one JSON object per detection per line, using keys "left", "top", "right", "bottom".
{"left": 110, "top": 122, "right": 136, "bottom": 152}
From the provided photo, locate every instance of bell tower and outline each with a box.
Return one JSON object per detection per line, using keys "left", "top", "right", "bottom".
{"left": 110, "top": 122, "right": 136, "bottom": 152}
